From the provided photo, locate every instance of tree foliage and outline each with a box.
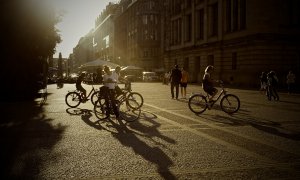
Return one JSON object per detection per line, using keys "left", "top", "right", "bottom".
{"left": 0, "top": 0, "right": 61, "bottom": 101}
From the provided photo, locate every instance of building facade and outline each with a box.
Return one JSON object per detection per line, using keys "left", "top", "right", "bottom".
{"left": 93, "top": 2, "right": 119, "bottom": 63}
{"left": 164, "top": 0, "right": 300, "bottom": 87}
{"left": 115, "top": 0, "right": 164, "bottom": 71}
{"left": 72, "top": 30, "right": 94, "bottom": 69}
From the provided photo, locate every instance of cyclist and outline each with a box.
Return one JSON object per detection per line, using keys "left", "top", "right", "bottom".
{"left": 202, "top": 65, "right": 218, "bottom": 103}
{"left": 103, "top": 65, "right": 119, "bottom": 118}
{"left": 76, "top": 72, "right": 87, "bottom": 102}
{"left": 112, "top": 66, "right": 127, "bottom": 97}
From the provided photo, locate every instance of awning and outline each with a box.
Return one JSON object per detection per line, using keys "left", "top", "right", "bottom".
{"left": 121, "top": 65, "right": 144, "bottom": 71}
{"left": 80, "top": 59, "right": 120, "bottom": 69}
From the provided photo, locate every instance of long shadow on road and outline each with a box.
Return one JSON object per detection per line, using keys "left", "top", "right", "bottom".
{"left": 206, "top": 112, "right": 300, "bottom": 141}
{"left": 111, "top": 117, "right": 176, "bottom": 179}
{"left": 77, "top": 108, "right": 177, "bottom": 179}
{"left": 0, "top": 100, "right": 66, "bottom": 179}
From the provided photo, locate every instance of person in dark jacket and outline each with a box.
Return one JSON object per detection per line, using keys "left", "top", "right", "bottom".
{"left": 267, "top": 70, "right": 279, "bottom": 101}
{"left": 169, "top": 65, "right": 182, "bottom": 99}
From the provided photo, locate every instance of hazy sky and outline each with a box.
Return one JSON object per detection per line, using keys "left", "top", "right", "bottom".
{"left": 51, "top": 0, "right": 116, "bottom": 58}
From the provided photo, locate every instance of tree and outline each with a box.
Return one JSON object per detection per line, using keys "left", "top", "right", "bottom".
{"left": 0, "top": 0, "right": 61, "bottom": 101}
{"left": 58, "top": 52, "right": 63, "bottom": 78}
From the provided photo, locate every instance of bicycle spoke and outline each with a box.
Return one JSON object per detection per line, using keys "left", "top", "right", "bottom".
{"left": 220, "top": 94, "right": 240, "bottom": 114}
{"left": 119, "top": 99, "right": 141, "bottom": 122}
{"left": 65, "top": 92, "right": 81, "bottom": 108}
{"left": 188, "top": 94, "right": 207, "bottom": 114}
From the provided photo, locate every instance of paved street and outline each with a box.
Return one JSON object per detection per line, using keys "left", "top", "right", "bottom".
{"left": 1, "top": 82, "right": 300, "bottom": 179}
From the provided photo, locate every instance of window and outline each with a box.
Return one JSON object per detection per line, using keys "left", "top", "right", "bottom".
{"left": 195, "top": 0, "right": 204, "bottom": 4}
{"left": 232, "top": 0, "right": 238, "bottom": 31}
{"left": 185, "top": 14, "right": 192, "bottom": 42}
{"left": 144, "top": 50, "right": 148, "bottom": 57}
{"left": 184, "top": 57, "right": 189, "bottom": 70}
{"left": 210, "top": 3, "right": 218, "bottom": 37}
{"left": 196, "top": 9, "right": 204, "bottom": 40}
{"left": 226, "top": 0, "right": 247, "bottom": 33}
{"left": 207, "top": 55, "right": 214, "bottom": 66}
{"left": 240, "top": 0, "right": 246, "bottom": 29}
{"left": 195, "top": 56, "right": 201, "bottom": 75}
{"left": 142, "top": 15, "right": 148, "bottom": 25}
{"left": 186, "top": 0, "right": 192, "bottom": 8}
{"left": 225, "top": 0, "right": 231, "bottom": 32}
{"left": 232, "top": 52, "right": 237, "bottom": 70}
{"left": 171, "top": 18, "right": 182, "bottom": 45}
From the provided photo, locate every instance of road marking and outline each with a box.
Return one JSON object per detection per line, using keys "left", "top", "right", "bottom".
{"left": 152, "top": 112, "right": 277, "bottom": 165}
{"left": 85, "top": 163, "right": 298, "bottom": 179}
{"left": 145, "top": 103, "right": 300, "bottom": 157}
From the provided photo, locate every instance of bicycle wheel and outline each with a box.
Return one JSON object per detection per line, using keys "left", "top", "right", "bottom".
{"left": 188, "top": 94, "right": 207, "bottom": 114}
{"left": 127, "top": 92, "right": 144, "bottom": 109}
{"left": 220, "top": 94, "right": 240, "bottom": 114}
{"left": 65, "top": 92, "right": 81, "bottom": 108}
{"left": 94, "top": 97, "right": 109, "bottom": 120}
{"left": 91, "top": 90, "right": 101, "bottom": 105}
{"left": 119, "top": 99, "right": 141, "bottom": 122}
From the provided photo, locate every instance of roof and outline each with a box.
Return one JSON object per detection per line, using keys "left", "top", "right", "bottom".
{"left": 80, "top": 59, "right": 119, "bottom": 69}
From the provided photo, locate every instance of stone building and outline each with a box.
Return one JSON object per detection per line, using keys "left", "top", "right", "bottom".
{"left": 163, "top": 0, "right": 300, "bottom": 87}
{"left": 72, "top": 30, "right": 94, "bottom": 69}
{"left": 93, "top": 2, "right": 119, "bottom": 63}
{"left": 114, "top": 0, "right": 164, "bottom": 71}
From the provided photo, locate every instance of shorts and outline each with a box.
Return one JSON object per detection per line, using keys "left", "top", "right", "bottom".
{"left": 203, "top": 86, "right": 217, "bottom": 96}
{"left": 180, "top": 82, "right": 187, "bottom": 88}
{"left": 76, "top": 85, "right": 86, "bottom": 94}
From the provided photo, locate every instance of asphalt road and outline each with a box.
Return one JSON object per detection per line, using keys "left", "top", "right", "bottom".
{"left": 1, "top": 82, "right": 300, "bottom": 179}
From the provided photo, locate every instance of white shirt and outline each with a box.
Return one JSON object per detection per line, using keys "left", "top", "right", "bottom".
{"left": 112, "top": 71, "right": 120, "bottom": 83}
{"left": 103, "top": 73, "right": 116, "bottom": 89}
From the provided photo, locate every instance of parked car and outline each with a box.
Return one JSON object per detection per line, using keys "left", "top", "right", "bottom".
{"left": 142, "top": 72, "right": 159, "bottom": 82}
{"left": 124, "top": 75, "right": 142, "bottom": 82}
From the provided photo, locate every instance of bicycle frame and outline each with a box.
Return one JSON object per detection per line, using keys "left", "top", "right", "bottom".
{"left": 68, "top": 84, "right": 96, "bottom": 100}
{"left": 86, "top": 85, "right": 96, "bottom": 98}
{"left": 205, "top": 83, "right": 227, "bottom": 106}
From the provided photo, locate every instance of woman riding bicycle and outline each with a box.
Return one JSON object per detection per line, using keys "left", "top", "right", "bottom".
{"left": 202, "top": 65, "right": 218, "bottom": 102}
{"left": 103, "top": 65, "right": 119, "bottom": 118}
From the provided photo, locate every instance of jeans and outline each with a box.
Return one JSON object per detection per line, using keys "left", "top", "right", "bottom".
{"left": 171, "top": 82, "right": 179, "bottom": 99}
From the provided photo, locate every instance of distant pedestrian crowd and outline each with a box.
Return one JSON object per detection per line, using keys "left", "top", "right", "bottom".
{"left": 259, "top": 70, "right": 297, "bottom": 101}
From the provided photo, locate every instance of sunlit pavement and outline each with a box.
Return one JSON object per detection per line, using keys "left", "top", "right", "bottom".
{"left": 1, "top": 82, "right": 300, "bottom": 179}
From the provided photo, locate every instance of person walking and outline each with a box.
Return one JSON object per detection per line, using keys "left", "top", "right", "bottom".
{"left": 267, "top": 71, "right": 279, "bottom": 101}
{"left": 180, "top": 67, "right": 189, "bottom": 99}
{"left": 169, "top": 65, "right": 182, "bottom": 99}
{"left": 286, "top": 70, "right": 296, "bottom": 94}
{"left": 259, "top": 71, "right": 268, "bottom": 95}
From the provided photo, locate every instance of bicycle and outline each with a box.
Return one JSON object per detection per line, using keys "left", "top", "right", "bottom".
{"left": 94, "top": 87, "right": 141, "bottom": 122}
{"left": 188, "top": 81, "right": 240, "bottom": 114}
{"left": 92, "top": 81, "right": 144, "bottom": 110}
{"left": 65, "top": 84, "right": 100, "bottom": 108}
{"left": 120, "top": 81, "right": 144, "bottom": 109}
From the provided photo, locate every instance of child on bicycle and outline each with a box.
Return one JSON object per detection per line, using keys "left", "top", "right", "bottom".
{"left": 202, "top": 65, "right": 218, "bottom": 102}
{"left": 76, "top": 72, "right": 87, "bottom": 101}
